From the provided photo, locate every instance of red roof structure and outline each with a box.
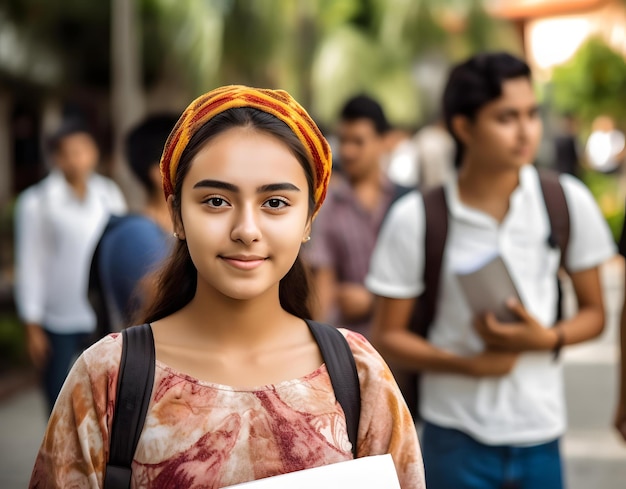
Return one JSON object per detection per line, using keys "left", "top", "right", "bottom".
{"left": 488, "top": 0, "right": 611, "bottom": 19}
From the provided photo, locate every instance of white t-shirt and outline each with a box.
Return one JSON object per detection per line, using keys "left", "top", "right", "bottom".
{"left": 14, "top": 171, "right": 127, "bottom": 334}
{"left": 366, "top": 164, "right": 616, "bottom": 445}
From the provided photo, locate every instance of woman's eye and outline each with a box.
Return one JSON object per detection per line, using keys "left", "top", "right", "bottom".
{"left": 206, "top": 197, "right": 228, "bottom": 207}
{"left": 264, "top": 198, "right": 288, "bottom": 209}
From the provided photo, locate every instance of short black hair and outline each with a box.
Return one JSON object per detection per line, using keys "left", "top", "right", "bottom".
{"left": 340, "top": 94, "right": 390, "bottom": 135}
{"left": 442, "top": 52, "right": 532, "bottom": 166}
{"left": 46, "top": 119, "right": 95, "bottom": 155}
{"left": 125, "top": 114, "right": 178, "bottom": 193}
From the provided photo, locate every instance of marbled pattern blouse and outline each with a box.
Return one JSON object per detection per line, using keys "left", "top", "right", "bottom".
{"left": 30, "top": 329, "right": 425, "bottom": 488}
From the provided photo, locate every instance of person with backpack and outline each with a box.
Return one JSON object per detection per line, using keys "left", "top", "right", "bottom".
{"left": 14, "top": 120, "right": 127, "bottom": 414}
{"left": 29, "top": 86, "right": 424, "bottom": 488}
{"left": 366, "top": 52, "right": 616, "bottom": 489}
{"left": 304, "top": 95, "right": 409, "bottom": 338}
{"left": 89, "top": 115, "right": 178, "bottom": 335}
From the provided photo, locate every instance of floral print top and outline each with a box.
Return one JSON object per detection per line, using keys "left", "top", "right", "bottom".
{"left": 30, "top": 328, "right": 425, "bottom": 488}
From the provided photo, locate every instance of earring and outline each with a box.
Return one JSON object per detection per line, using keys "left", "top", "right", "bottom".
{"left": 302, "top": 236, "right": 311, "bottom": 243}
{"left": 173, "top": 232, "right": 179, "bottom": 239}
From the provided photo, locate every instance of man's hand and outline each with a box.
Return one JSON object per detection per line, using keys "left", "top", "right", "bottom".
{"left": 25, "top": 323, "right": 50, "bottom": 370}
{"left": 463, "top": 350, "right": 519, "bottom": 377}
{"left": 474, "top": 298, "right": 557, "bottom": 352}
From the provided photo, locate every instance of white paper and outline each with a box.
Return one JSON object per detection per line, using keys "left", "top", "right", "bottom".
{"left": 224, "top": 454, "right": 401, "bottom": 488}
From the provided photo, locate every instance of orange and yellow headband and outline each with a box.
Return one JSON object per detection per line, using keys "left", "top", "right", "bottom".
{"left": 160, "top": 85, "right": 332, "bottom": 216}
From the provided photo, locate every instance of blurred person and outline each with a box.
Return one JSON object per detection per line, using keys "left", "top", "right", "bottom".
{"left": 412, "top": 117, "right": 455, "bottom": 190}
{"left": 553, "top": 112, "right": 581, "bottom": 177}
{"left": 585, "top": 115, "right": 626, "bottom": 173}
{"left": 367, "top": 52, "right": 616, "bottom": 489}
{"left": 304, "top": 95, "right": 409, "bottom": 338}
{"left": 14, "top": 120, "right": 127, "bottom": 413}
{"left": 30, "top": 85, "right": 424, "bottom": 488}
{"left": 90, "top": 114, "right": 177, "bottom": 333}
{"left": 385, "top": 127, "right": 421, "bottom": 187}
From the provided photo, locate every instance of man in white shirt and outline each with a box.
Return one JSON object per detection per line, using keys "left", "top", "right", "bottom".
{"left": 366, "top": 52, "right": 616, "bottom": 489}
{"left": 14, "top": 121, "right": 127, "bottom": 413}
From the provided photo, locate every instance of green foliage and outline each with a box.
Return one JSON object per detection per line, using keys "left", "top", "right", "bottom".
{"left": 1, "top": 0, "right": 522, "bottom": 126}
{"left": 580, "top": 169, "right": 624, "bottom": 241}
{"left": 552, "top": 37, "right": 626, "bottom": 128}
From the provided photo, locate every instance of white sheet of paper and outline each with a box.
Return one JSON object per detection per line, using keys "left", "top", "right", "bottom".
{"left": 224, "top": 454, "right": 401, "bottom": 488}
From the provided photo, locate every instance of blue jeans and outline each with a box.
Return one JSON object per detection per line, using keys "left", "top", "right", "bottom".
{"left": 421, "top": 422, "right": 564, "bottom": 489}
{"left": 42, "top": 330, "right": 91, "bottom": 414}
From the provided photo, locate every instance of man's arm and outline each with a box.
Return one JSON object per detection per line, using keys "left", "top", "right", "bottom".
{"left": 474, "top": 266, "right": 605, "bottom": 352}
{"left": 371, "top": 296, "right": 518, "bottom": 377}
{"left": 14, "top": 190, "right": 50, "bottom": 369}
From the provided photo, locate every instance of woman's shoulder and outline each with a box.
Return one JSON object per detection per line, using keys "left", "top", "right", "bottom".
{"left": 336, "top": 328, "right": 391, "bottom": 380}
{"left": 80, "top": 333, "right": 124, "bottom": 378}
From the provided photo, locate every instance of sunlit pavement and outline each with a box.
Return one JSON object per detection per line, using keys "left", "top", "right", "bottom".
{"left": 1, "top": 260, "right": 625, "bottom": 488}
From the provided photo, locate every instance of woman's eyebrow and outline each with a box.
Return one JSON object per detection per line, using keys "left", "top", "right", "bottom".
{"left": 192, "top": 179, "right": 238, "bottom": 191}
{"left": 257, "top": 183, "right": 301, "bottom": 193}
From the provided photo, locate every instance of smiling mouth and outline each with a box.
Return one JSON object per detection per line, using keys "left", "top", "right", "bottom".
{"left": 219, "top": 256, "right": 267, "bottom": 270}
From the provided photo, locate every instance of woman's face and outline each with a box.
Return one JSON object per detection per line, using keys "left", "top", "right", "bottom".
{"left": 174, "top": 126, "right": 312, "bottom": 302}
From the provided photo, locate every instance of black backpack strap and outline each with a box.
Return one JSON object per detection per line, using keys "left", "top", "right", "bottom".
{"left": 105, "top": 324, "right": 156, "bottom": 489}
{"left": 538, "top": 170, "right": 570, "bottom": 269}
{"left": 416, "top": 185, "right": 449, "bottom": 336}
{"left": 306, "top": 320, "right": 361, "bottom": 458}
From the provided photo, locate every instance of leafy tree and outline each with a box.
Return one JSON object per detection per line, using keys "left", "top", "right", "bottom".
{"left": 551, "top": 37, "right": 626, "bottom": 129}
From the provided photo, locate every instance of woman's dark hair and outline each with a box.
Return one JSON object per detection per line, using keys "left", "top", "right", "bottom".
{"left": 138, "top": 107, "right": 316, "bottom": 324}
{"left": 442, "top": 52, "right": 532, "bottom": 167}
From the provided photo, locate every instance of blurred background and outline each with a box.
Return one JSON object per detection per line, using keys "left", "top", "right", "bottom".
{"left": 1, "top": 0, "right": 626, "bottom": 487}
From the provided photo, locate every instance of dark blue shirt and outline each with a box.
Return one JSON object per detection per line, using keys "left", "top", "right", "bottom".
{"left": 98, "top": 215, "right": 170, "bottom": 326}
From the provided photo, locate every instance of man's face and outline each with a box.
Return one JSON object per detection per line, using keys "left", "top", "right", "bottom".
{"left": 337, "top": 119, "right": 385, "bottom": 180}
{"left": 53, "top": 132, "right": 99, "bottom": 182}
{"left": 459, "top": 77, "right": 542, "bottom": 171}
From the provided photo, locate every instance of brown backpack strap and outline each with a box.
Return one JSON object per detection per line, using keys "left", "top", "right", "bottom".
{"left": 538, "top": 170, "right": 570, "bottom": 269}
{"left": 414, "top": 186, "right": 449, "bottom": 336}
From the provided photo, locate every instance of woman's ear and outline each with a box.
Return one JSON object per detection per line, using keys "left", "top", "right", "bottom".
{"left": 451, "top": 115, "right": 473, "bottom": 146}
{"left": 302, "top": 219, "right": 312, "bottom": 244}
{"left": 167, "top": 195, "right": 185, "bottom": 240}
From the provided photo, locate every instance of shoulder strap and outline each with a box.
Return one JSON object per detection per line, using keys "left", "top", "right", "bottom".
{"left": 105, "top": 324, "right": 156, "bottom": 489}
{"left": 306, "top": 320, "right": 361, "bottom": 458}
{"left": 416, "top": 186, "right": 449, "bottom": 335}
{"left": 538, "top": 170, "right": 570, "bottom": 269}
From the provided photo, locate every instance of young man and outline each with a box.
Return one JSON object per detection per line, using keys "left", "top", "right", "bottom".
{"left": 91, "top": 114, "right": 177, "bottom": 331}
{"left": 14, "top": 121, "right": 127, "bottom": 413}
{"left": 305, "top": 95, "right": 406, "bottom": 338}
{"left": 366, "top": 52, "right": 616, "bottom": 489}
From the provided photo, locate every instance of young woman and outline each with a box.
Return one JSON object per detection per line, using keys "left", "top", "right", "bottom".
{"left": 29, "top": 86, "right": 424, "bottom": 488}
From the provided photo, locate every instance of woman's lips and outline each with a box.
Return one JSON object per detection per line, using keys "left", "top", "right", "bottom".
{"left": 220, "top": 256, "right": 267, "bottom": 270}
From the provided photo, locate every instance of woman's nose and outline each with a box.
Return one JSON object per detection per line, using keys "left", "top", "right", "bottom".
{"left": 230, "top": 205, "right": 262, "bottom": 244}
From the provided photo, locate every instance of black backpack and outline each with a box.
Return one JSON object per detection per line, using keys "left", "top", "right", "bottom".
{"left": 393, "top": 170, "right": 571, "bottom": 420}
{"left": 104, "top": 321, "right": 361, "bottom": 489}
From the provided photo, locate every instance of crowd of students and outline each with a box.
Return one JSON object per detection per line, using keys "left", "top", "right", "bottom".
{"left": 13, "top": 51, "right": 626, "bottom": 489}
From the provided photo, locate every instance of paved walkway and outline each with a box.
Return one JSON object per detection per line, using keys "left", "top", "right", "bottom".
{"left": 1, "top": 260, "right": 626, "bottom": 488}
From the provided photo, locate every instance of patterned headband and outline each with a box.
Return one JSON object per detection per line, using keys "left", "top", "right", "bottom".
{"left": 160, "top": 85, "right": 332, "bottom": 216}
